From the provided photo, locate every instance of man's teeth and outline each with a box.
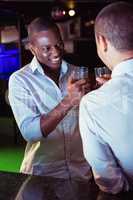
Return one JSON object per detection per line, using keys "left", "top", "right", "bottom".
{"left": 51, "top": 58, "right": 60, "bottom": 63}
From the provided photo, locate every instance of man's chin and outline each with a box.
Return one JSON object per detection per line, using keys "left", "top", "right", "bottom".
{"left": 50, "top": 60, "right": 62, "bottom": 69}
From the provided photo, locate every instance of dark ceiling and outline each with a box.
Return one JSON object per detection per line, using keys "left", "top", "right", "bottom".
{"left": 0, "top": 0, "right": 132, "bottom": 27}
{"left": 0, "top": 0, "right": 132, "bottom": 22}
{"left": 0, "top": 0, "right": 127, "bottom": 20}
{"left": 0, "top": 0, "right": 114, "bottom": 38}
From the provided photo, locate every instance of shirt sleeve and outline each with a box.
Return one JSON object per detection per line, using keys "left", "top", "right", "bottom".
{"left": 8, "top": 73, "right": 43, "bottom": 142}
{"left": 79, "top": 96, "right": 129, "bottom": 194}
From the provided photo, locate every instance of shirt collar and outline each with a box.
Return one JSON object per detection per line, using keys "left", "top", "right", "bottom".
{"left": 29, "top": 56, "right": 68, "bottom": 76}
{"left": 30, "top": 56, "right": 44, "bottom": 74}
{"left": 60, "top": 60, "right": 68, "bottom": 77}
{"left": 112, "top": 58, "right": 133, "bottom": 78}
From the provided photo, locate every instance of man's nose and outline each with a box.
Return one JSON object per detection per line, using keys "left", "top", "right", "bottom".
{"left": 51, "top": 46, "right": 61, "bottom": 56}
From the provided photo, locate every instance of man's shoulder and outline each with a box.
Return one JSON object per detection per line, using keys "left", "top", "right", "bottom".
{"left": 81, "top": 81, "right": 114, "bottom": 112}
{"left": 9, "top": 63, "right": 32, "bottom": 84}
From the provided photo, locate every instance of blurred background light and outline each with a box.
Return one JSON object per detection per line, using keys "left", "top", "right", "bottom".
{"left": 68, "top": 9, "right": 76, "bottom": 17}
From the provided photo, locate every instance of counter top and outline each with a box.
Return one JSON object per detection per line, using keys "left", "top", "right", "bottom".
{"left": 0, "top": 170, "right": 133, "bottom": 200}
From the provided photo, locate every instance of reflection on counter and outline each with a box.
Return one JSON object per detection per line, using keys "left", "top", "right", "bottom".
{"left": 0, "top": 171, "right": 133, "bottom": 200}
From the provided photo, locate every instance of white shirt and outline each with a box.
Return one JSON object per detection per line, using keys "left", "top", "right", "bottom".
{"left": 79, "top": 59, "right": 133, "bottom": 193}
{"left": 8, "top": 57, "right": 91, "bottom": 180}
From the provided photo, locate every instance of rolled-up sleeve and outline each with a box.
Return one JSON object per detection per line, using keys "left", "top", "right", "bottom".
{"left": 8, "top": 73, "right": 43, "bottom": 142}
{"left": 79, "top": 96, "right": 129, "bottom": 194}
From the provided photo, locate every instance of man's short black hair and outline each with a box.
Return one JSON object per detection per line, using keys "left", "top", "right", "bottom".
{"left": 95, "top": 1, "right": 133, "bottom": 51}
{"left": 28, "top": 17, "right": 60, "bottom": 40}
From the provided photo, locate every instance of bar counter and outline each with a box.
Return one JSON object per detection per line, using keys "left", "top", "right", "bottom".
{"left": 0, "top": 170, "right": 133, "bottom": 200}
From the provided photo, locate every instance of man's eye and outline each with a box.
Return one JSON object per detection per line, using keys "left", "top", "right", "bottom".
{"left": 42, "top": 47, "right": 50, "bottom": 52}
{"left": 58, "top": 42, "right": 63, "bottom": 47}
{"left": 56, "top": 42, "right": 64, "bottom": 49}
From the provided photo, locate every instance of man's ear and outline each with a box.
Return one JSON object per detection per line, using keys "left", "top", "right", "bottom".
{"left": 97, "top": 34, "right": 108, "bottom": 52}
{"left": 28, "top": 43, "right": 36, "bottom": 56}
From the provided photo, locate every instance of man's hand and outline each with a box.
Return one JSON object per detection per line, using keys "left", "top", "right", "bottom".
{"left": 40, "top": 75, "right": 90, "bottom": 136}
{"left": 96, "top": 74, "right": 111, "bottom": 87}
{"left": 67, "top": 76, "right": 91, "bottom": 106}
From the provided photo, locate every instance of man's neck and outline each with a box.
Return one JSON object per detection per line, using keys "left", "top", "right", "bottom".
{"left": 111, "top": 51, "right": 133, "bottom": 70}
{"left": 41, "top": 63, "right": 61, "bottom": 86}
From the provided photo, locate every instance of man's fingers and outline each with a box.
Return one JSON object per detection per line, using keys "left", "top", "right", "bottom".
{"left": 96, "top": 76, "right": 110, "bottom": 84}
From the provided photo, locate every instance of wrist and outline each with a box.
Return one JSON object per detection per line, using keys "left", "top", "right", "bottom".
{"left": 61, "top": 95, "right": 73, "bottom": 110}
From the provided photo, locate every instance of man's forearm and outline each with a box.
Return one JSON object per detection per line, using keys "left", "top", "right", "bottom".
{"left": 40, "top": 95, "right": 73, "bottom": 137}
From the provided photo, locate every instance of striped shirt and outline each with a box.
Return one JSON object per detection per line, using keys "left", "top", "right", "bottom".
{"left": 8, "top": 56, "right": 91, "bottom": 180}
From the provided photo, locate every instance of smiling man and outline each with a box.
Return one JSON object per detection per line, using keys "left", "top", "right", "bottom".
{"left": 8, "top": 17, "right": 91, "bottom": 181}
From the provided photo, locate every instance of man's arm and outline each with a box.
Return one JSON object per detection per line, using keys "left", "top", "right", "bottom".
{"left": 40, "top": 77, "right": 90, "bottom": 137}
{"left": 79, "top": 97, "right": 129, "bottom": 194}
{"left": 9, "top": 74, "right": 90, "bottom": 141}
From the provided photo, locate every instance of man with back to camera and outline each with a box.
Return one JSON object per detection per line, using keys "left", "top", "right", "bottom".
{"left": 79, "top": 1, "right": 133, "bottom": 194}
{"left": 8, "top": 17, "right": 92, "bottom": 181}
